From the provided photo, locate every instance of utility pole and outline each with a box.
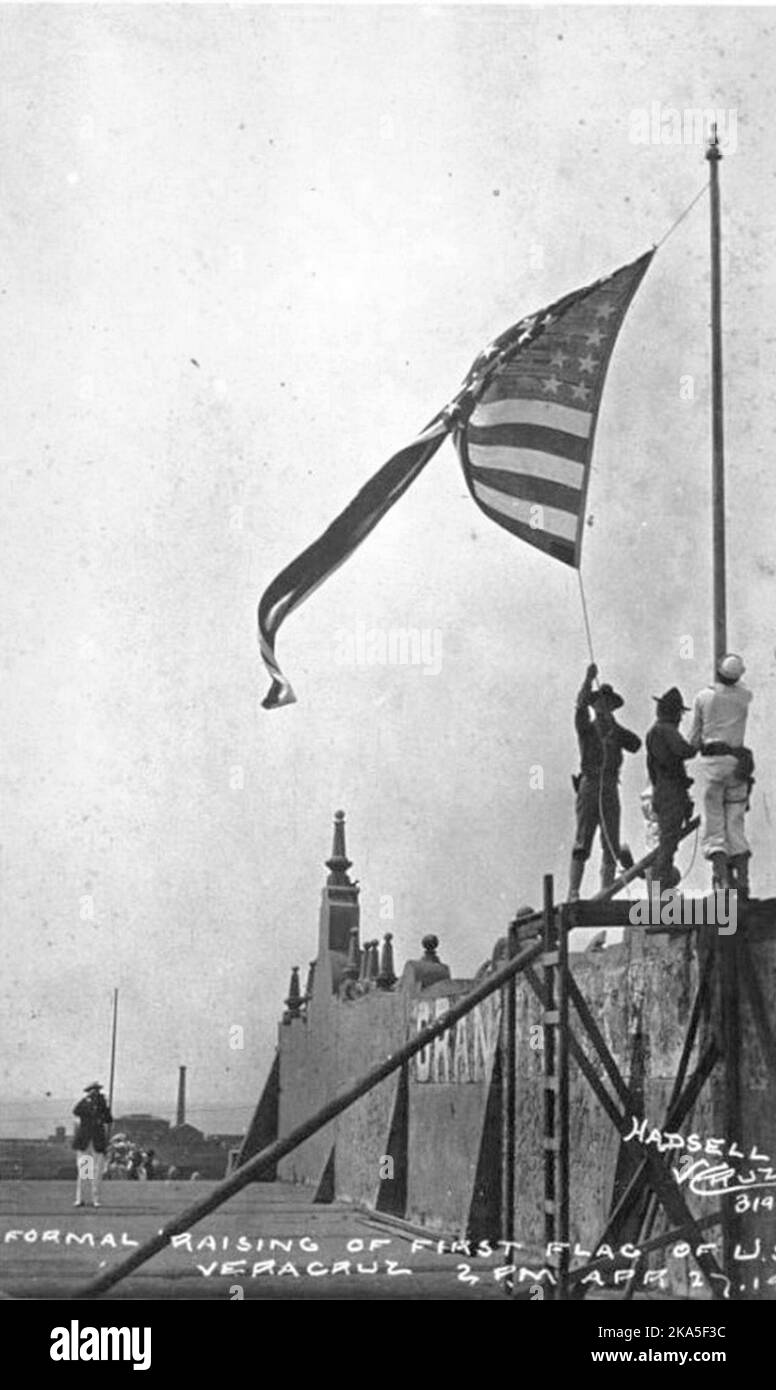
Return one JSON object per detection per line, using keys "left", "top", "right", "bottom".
{"left": 108, "top": 988, "right": 118, "bottom": 1115}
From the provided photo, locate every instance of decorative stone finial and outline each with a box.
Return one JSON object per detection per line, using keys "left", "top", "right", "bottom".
{"left": 412, "top": 935, "right": 450, "bottom": 990}
{"left": 284, "top": 966, "right": 302, "bottom": 1021}
{"left": 303, "top": 959, "right": 317, "bottom": 1005}
{"left": 364, "top": 940, "right": 378, "bottom": 982}
{"left": 377, "top": 933, "right": 397, "bottom": 991}
{"left": 343, "top": 926, "right": 361, "bottom": 983}
{"left": 326, "top": 809, "right": 353, "bottom": 885}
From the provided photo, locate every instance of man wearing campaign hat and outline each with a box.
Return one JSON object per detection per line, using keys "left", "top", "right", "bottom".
{"left": 72, "top": 1081, "right": 112, "bottom": 1208}
{"left": 567, "top": 663, "right": 641, "bottom": 901}
{"left": 689, "top": 653, "right": 754, "bottom": 894}
{"left": 646, "top": 687, "right": 697, "bottom": 890}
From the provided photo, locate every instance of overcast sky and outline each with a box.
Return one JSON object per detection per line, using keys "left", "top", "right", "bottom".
{"left": 2, "top": 4, "right": 775, "bottom": 1131}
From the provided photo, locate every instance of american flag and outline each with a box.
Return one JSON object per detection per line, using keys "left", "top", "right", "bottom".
{"left": 258, "top": 250, "right": 653, "bottom": 708}
{"left": 258, "top": 416, "right": 450, "bottom": 708}
{"left": 455, "top": 251, "right": 654, "bottom": 567}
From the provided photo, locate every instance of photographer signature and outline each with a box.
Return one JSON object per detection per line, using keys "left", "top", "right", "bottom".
{"left": 673, "top": 1154, "right": 776, "bottom": 1197}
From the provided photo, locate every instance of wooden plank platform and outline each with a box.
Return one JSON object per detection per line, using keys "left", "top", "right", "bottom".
{"left": 567, "top": 896, "right": 776, "bottom": 932}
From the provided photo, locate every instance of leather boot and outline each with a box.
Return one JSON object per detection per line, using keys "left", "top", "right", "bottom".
{"left": 600, "top": 847, "right": 617, "bottom": 893}
{"left": 600, "top": 863, "right": 616, "bottom": 893}
{"left": 619, "top": 843, "right": 635, "bottom": 872}
{"left": 568, "top": 857, "right": 585, "bottom": 903}
{"left": 728, "top": 853, "right": 750, "bottom": 902}
{"left": 710, "top": 851, "right": 728, "bottom": 891}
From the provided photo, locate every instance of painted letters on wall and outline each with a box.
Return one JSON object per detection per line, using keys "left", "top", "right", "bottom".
{"left": 412, "top": 995, "right": 501, "bottom": 1083}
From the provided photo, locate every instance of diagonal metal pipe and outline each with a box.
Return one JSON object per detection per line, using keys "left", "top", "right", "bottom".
{"left": 73, "top": 935, "right": 544, "bottom": 1299}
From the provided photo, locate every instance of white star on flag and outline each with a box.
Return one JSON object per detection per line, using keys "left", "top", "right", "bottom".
{"left": 455, "top": 249, "right": 654, "bottom": 569}
{"left": 578, "top": 354, "right": 599, "bottom": 374}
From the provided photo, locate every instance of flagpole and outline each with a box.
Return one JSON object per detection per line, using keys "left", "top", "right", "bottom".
{"left": 706, "top": 125, "right": 726, "bottom": 665}
{"left": 706, "top": 123, "right": 741, "bottom": 1295}
{"left": 108, "top": 987, "right": 118, "bottom": 1115}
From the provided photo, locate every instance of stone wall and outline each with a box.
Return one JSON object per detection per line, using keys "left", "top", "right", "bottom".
{"left": 268, "top": 919, "right": 776, "bottom": 1299}
{"left": 261, "top": 817, "right": 776, "bottom": 1299}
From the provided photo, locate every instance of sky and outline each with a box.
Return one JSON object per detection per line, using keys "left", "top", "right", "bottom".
{"left": 2, "top": 4, "right": 776, "bottom": 1135}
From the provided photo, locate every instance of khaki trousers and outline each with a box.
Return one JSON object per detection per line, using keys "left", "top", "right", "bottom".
{"left": 75, "top": 1143, "right": 105, "bottom": 1204}
{"left": 700, "top": 754, "right": 749, "bottom": 859}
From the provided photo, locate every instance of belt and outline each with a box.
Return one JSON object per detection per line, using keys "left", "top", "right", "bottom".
{"left": 701, "top": 741, "right": 739, "bottom": 757}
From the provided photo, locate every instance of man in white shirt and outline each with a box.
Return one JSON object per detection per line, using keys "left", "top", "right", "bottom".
{"left": 688, "top": 653, "right": 754, "bottom": 894}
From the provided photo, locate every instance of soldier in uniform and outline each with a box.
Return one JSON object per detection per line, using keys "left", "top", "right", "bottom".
{"left": 645, "top": 687, "right": 697, "bottom": 890}
{"left": 567, "top": 663, "right": 641, "bottom": 901}
{"left": 689, "top": 653, "right": 754, "bottom": 894}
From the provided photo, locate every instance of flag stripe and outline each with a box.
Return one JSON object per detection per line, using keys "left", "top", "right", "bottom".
{"left": 469, "top": 466, "right": 582, "bottom": 516}
{"left": 467, "top": 442, "right": 585, "bottom": 489}
{"left": 458, "top": 249, "right": 654, "bottom": 569}
{"left": 467, "top": 421, "right": 589, "bottom": 464}
{"left": 258, "top": 418, "right": 450, "bottom": 707}
{"left": 471, "top": 478, "right": 579, "bottom": 542}
{"left": 470, "top": 488, "right": 577, "bottom": 566}
{"left": 470, "top": 397, "right": 593, "bottom": 438}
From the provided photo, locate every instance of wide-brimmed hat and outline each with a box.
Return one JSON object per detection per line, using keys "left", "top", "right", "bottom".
{"left": 591, "top": 683, "right": 624, "bottom": 711}
{"left": 653, "top": 686, "right": 690, "bottom": 714}
{"left": 84, "top": 1081, "right": 103, "bottom": 1092}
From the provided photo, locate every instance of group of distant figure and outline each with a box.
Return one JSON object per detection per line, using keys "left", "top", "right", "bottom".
{"left": 568, "top": 653, "right": 754, "bottom": 902}
{"left": 104, "top": 1136, "right": 160, "bottom": 1183}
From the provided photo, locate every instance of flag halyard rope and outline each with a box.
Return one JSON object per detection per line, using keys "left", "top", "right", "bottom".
{"left": 654, "top": 183, "right": 708, "bottom": 252}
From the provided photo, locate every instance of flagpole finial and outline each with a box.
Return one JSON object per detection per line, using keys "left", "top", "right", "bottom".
{"left": 706, "top": 122, "right": 722, "bottom": 162}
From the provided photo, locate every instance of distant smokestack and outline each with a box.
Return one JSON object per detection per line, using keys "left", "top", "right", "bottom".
{"left": 176, "top": 1066, "right": 187, "bottom": 1128}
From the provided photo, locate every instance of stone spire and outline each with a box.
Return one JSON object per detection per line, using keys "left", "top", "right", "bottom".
{"left": 377, "top": 933, "right": 397, "bottom": 991}
{"left": 326, "top": 810, "right": 352, "bottom": 885}
{"left": 303, "top": 959, "right": 317, "bottom": 1006}
{"left": 283, "top": 966, "right": 302, "bottom": 1022}
{"left": 317, "top": 810, "right": 361, "bottom": 974}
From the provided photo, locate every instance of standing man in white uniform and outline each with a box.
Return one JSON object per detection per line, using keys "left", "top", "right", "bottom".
{"left": 688, "top": 653, "right": 754, "bottom": 895}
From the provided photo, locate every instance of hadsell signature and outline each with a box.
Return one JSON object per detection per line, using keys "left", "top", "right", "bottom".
{"left": 623, "top": 1117, "right": 776, "bottom": 1198}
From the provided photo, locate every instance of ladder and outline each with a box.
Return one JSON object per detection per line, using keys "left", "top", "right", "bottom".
{"left": 542, "top": 874, "right": 570, "bottom": 1299}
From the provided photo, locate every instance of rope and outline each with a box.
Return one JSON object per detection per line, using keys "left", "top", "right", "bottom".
{"left": 678, "top": 821, "right": 699, "bottom": 883}
{"left": 653, "top": 183, "right": 708, "bottom": 251}
{"left": 577, "top": 569, "right": 596, "bottom": 668}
